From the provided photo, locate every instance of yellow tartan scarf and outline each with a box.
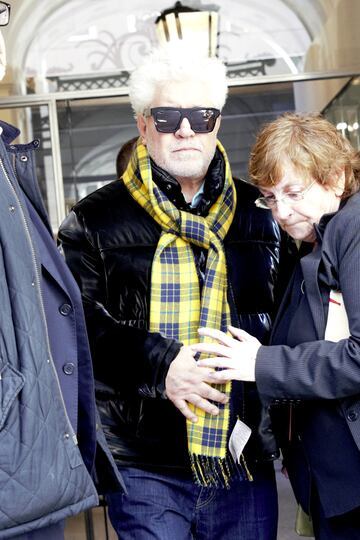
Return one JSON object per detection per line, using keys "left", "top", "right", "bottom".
{"left": 123, "top": 140, "right": 241, "bottom": 487}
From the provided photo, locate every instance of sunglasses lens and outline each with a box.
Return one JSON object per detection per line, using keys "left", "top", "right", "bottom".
{"left": 190, "top": 109, "right": 217, "bottom": 132}
{"left": 151, "top": 108, "right": 219, "bottom": 133}
{"left": 153, "top": 110, "right": 181, "bottom": 133}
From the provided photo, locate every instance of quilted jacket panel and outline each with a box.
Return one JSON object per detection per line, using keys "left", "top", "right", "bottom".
{"left": 0, "top": 128, "right": 98, "bottom": 538}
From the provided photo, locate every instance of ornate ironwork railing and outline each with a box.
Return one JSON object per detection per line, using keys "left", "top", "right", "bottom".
{"left": 45, "top": 58, "right": 277, "bottom": 92}
{"left": 46, "top": 72, "right": 131, "bottom": 92}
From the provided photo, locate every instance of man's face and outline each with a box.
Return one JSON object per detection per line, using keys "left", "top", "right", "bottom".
{"left": 137, "top": 80, "right": 221, "bottom": 185}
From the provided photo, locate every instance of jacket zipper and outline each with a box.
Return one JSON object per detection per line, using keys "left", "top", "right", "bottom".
{"left": 1, "top": 156, "right": 77, "bottom": 445}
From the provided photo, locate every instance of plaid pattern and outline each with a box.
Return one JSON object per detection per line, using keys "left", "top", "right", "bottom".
{"left": 122, "top": 140, "right": 238, "bottom": 486}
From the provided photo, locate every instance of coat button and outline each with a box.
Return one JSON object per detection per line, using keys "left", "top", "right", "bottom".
{"left": 20, "top": 155, "right": 28, "bottom": 162}
{"left": 59, "top": 303, "right": 72, "bottom": 316}
{"left": 347, "top": 410, "right": 358, "bottom": 422}
{"left": 63, "top": 362, "right": 75, "bottom": 375}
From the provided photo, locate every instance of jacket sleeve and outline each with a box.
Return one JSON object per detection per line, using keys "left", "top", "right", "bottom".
{"left": 256, "top": 210, "right": 360, "bottom": 401}
{"left": 58, "top": 209, "right": 182, "bottom": 399}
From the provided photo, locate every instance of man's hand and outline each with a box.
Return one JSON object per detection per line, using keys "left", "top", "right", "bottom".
{"left": 165, "top": 345, "right": 229, "bottom": 423}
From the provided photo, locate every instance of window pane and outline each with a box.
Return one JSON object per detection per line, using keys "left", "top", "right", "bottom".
{"left": 57, "top": 98, "right": 138, "bottom": 210}
{"left": 0, "top": 105, "right": 60, "bottom": 229}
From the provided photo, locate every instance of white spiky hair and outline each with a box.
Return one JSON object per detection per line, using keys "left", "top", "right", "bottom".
{"left": 128, "top": 41, "right": 228, "bottom": 115}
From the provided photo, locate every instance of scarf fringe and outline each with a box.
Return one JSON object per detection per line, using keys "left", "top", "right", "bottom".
{"left": 190, "top": 453, "right": 253, "bottom": 489}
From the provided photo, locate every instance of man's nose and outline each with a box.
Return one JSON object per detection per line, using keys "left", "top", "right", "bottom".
{"left": 175, "top": 117, "right": 195, "bottom": 137}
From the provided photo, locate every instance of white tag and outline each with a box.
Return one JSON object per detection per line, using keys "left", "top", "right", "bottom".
{"left": 229, "top": 418, "right": 252, "bottom": 463}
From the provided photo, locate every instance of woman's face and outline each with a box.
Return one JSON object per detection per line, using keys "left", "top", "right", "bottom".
{"left": 258, "top": 161, "right": 343, "bottom": 243}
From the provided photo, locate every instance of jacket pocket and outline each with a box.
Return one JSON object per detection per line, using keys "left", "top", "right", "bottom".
{"left": 0, "top": 362, "right": 25, "bottom": 430}
{"left": 62, "top": 432, "right": 84, "bottom": 469}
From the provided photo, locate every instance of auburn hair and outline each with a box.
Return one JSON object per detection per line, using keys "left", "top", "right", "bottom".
{"left": 249, "top": 112, "right": 360, "bottom": 198}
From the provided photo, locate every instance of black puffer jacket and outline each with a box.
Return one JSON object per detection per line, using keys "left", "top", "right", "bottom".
{"left": 58, "top": 160, "right": 294, "bottom": 472}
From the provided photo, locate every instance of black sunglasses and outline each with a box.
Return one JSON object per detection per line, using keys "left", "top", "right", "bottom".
{"left": 149, "top": 107, "right": 221, "bottom": 133}
{"left": 0, "top": 2, "right": 10, "bottom": 26}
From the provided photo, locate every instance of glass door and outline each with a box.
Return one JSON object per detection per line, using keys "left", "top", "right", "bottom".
{"left": 57, "top": 96, "right": 138, "bottom": 213}
{"left": 0, "top": 103, "right": 64, "bottom": 230}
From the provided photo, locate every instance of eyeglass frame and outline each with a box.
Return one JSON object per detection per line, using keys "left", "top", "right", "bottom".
{"left": 145, "top": 107, "right": 221, "bottom": 134}
{"left": 0, "top": 2, "right": 10, "bottom": 27}
{"left": 255, "top": 180, "right": 316, "bottom": 209}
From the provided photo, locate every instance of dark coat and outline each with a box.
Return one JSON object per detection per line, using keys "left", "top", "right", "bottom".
{"left": 0, "top": 121, "right": 98, "bottom": 537}
{"left": 256, "top": 191, "right": 360, "bottom": 518}
{"left": 0, "top": 121, "right": 123, "bottom": 538}
{"left": 58, "top": 162, "right": 294, "bottom": 472}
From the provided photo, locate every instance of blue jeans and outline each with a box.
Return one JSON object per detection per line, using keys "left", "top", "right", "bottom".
{"left": 106, "top": 465, "right": 278, "bottom": 540}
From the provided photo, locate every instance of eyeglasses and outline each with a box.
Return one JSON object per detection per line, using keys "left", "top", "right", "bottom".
{"left": 148, "top": 107, "right": 221, "bottom": 133}
{"left": 255, "top": 181, "right": 316, "bottom": 209}
{"left": 0, "top": 2, "right": 10, "bottom": 26}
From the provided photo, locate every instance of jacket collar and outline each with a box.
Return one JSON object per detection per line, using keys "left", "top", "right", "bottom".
{"left": 314, "top": 197, "right": 350, "bottom": 242}
{"left": 0, "top": 120, "right": 20, "bottom": 144}
{"left": 0, "top": 120, "right": 50, "bottom": 230}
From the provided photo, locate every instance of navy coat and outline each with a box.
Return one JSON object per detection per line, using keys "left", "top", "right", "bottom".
{"left": 0, "top": 120, "right": 123, "bottom": 538}
{"left": 256, "top": 191, "right": 360, "bottom": 518}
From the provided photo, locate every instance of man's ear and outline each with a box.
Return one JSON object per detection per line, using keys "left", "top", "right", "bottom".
{"left": 137, "top": 115, "right": 147, "bottom": 145}
{"left": 214, "top": 115, "right": 222, "bottom": 137}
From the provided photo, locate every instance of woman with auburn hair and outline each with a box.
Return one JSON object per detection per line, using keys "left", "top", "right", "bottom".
{"left": 192, "top": 113, "right": 360, "bottom": 539}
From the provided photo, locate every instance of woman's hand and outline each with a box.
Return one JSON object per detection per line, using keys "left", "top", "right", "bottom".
{"left": 191, "top": 325, "right": 261, "bottom": 383}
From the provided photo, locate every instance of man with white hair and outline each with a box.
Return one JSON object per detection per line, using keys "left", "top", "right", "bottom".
{"left": 0, "top": 4, "right": 123, "bottom": 538}
{"left": 59, "top": 43, "right": 293, "bottom": 539}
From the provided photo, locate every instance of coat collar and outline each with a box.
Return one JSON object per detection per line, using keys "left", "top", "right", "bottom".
{"left": 314, "top": 197, "right": 349, "bottom": 242}
{"left": 0, "top": 120, "right": 20, "bottom": 144}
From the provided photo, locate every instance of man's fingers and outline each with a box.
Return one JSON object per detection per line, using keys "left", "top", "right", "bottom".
{"left": 171, "top": 380, "right": 229, "bottom": 421}
{"left": 173, "top": 394, "right": 222, "bottom": 421}
{"left": 173, "top": 399, "right": 198, "bottom": 423}
{"left": 199, "top": 382, "right": 229, "bottom": 404}
{"left": 189, "top": 394, "right": 220, "bottom": 416}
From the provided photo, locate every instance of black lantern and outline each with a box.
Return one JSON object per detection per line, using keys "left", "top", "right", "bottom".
{"left": 155, "top": 2, "right": 219, "bottom": 57}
